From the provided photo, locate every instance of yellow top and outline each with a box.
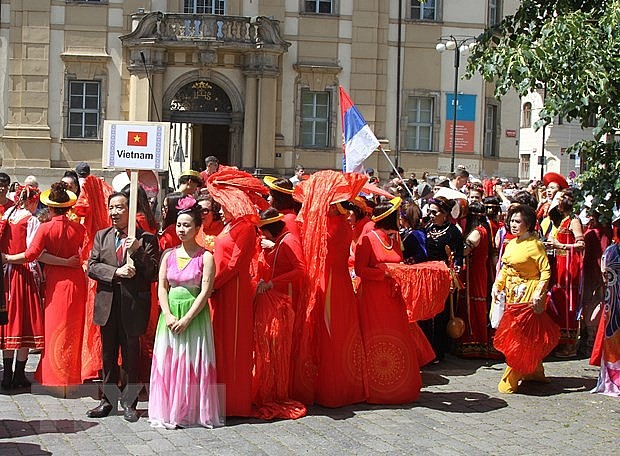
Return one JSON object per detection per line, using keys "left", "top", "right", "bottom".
{"left": 495, "top": 236, "right": 551, "bottom": 304}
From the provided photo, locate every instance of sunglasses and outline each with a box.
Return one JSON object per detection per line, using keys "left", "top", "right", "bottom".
{"left": 429, "top": 209, "right": 443, "bottom": 216}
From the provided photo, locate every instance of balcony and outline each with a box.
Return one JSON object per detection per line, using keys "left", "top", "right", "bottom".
{"left": 121, "top": 12, "right": 289, "bottom": 51}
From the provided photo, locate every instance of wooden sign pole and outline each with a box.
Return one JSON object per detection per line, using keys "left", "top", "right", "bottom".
{"left": 126, "top": 169, "right": 139, "bottom": 267}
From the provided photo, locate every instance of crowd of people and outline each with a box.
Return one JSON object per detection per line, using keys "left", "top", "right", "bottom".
{"left": 0, "top": 158, "right": 618, "bottom": 430}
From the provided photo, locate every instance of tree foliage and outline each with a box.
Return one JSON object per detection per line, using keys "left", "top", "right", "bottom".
{"left": 465, "top": 0, "right": 620, "bottom": 221}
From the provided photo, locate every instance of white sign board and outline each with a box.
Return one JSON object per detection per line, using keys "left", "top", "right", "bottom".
{"left": 102, "top": 120, "right": 170, "bottom": 171}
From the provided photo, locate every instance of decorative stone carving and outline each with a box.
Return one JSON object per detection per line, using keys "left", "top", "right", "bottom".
{"left": 294, "top": 63, "right": 342, "bottom": 91}
{"left": 242, "top": 51, "right": 281, "bottom": 76}
{"left": 170, "top": 80, "right": 233, "bottom": 113}
{"left": 198, "top": 50, "right": 218, "bottom": 66}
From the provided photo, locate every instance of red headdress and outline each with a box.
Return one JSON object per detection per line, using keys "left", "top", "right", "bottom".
{"left": 73, "top": 175, "right": 114, "bottom": 261}
{"left": 205, "top": 167, "right": 269, "bottom": 224}
{"left": 14, "top": 185, "right": 41, "bottom": 206}
{"left": 542, "top": 172, "right": 568, "bottom": 190}
{"left": 291, "top": 170, "right": 367, "bottom": 397}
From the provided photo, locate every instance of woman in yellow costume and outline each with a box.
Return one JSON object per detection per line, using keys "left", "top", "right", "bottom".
{"left": 492, "top": 204, "right": 560, "bottom": 393}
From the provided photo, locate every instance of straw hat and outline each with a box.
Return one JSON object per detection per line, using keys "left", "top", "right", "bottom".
{"left": 40, "top": 189, "right": 77, "bottom": 208}
{"left": 372, "top": 197, "right": 402, "bottom": 222}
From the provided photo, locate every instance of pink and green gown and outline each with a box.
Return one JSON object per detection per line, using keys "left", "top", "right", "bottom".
{"left": 148, "top": 248, "right": 222, "bottom": 428}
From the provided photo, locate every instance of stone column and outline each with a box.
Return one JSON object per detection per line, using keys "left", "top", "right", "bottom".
{"left": 242, "top": 51, "right": 281, "bottom": 171}
{"left": 256, "top": 76, "right": 277, "bottom": 170}
{"left": 242, "top": 75, "right": 258, "bottom": 169}
{"left": 128, "top": 74, "right": 151, "bottom": 121}
{"left": 127, "top": 47, "right": 166, "bottom": 121}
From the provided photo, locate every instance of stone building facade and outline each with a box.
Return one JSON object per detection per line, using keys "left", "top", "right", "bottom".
{"left": 0, "top": 0, "right": 520, "bottom": 185}
{"left": 518, "top": 90, "right": 592, "bottom": 183}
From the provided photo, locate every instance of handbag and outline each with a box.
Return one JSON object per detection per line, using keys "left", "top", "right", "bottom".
{"left": 490, "top": 291, "right": 506, "bottom": 329}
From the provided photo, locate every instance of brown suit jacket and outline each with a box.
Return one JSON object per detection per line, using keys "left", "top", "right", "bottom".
{"left": 87, "top": 227, "right": 159, "bottom": 336}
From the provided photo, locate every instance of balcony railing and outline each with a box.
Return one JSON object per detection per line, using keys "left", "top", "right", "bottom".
{"left": 164, "top": 14, "right": 257, "bottom": 43}
{"left": 122, "top": 12, "right": 289, "bottom": 50}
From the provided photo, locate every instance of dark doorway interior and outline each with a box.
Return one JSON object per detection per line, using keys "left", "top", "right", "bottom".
{"left": 191, "top": 124, "right": 230, "bottom": 170}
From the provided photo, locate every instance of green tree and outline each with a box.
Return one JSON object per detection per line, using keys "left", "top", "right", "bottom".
{"left": 466, "top": 0, "right": 620, "bottom": 221}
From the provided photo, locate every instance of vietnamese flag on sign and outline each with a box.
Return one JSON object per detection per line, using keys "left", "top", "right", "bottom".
{"left": 127, "top": 131, "right": 148, "bottom": 147}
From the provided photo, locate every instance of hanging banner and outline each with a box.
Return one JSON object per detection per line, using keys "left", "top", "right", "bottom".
{"left": 102, "top": 120, "right": 170, "bottom": 171}
{"left": 444, "top": 94, "right": 476, "bottom": 154}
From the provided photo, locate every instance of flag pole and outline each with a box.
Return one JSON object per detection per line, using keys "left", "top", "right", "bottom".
{"left": 378, "top": 145, "right": 414, "bottom": 199}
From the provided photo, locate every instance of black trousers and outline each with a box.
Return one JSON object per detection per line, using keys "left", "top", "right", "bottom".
{"left": 100, "top": 290, "right": 140, "bottom": 405}
{"left": 419, "top": 300, "right": 450, "bottom": 360}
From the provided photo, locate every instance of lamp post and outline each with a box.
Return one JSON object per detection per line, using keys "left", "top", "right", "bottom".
{"left": 436, "top": 36, "right": 476, "bottom": 173}
{"left": 540, "top": 83, "right": 547, "bottom": 180}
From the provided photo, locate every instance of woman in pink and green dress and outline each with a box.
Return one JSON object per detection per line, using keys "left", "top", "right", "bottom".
{"left": 148, "top": 196, "right": 222, "bottom": 429}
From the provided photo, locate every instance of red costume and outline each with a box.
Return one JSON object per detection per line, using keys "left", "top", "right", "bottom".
{"left": 253, "top": 230, "right": 306, "bottom": 419}
{"left": 25, "top": 215, "right": 87, "bottom": 386}
{"left": 315, "top": 215, "right": 366, "bottom": 407}
{"left": 0, "top": 210, "right": 44, "bottom": 350}
{"left": 551, "top": 216, "right": 583, "bottom": 347}
{"left": 195, "top": 219, "right": 224, "bottom": 252}
{"left": 159, "top": 223, "right": 181, "bottom": 252}
{"left": 457, "top": 226, "right": 491, "bottom": 357}
{"left": 212, "top": 218, "right": 257, "bottom": 417}
{"left": 290, "top": 171, "right": 368, "bottom": 405}
{"left": 0, "top": 200, "right": 15, "bottom": 218}
{"left": 355, "top": 228, "right": 422, "bottom": 404}
{"left": 72, "top": 175, "right": 113, "bottom": 382}
{"left": 281, "top": 209, "right": 301, "bottom": 241}
{"left": 135, "top": 212, "right": 159, "bottom": 383}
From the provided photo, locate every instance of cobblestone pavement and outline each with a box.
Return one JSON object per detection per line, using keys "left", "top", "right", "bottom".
{"left": 1, "top": 355, "right": 618, "bottom": 455}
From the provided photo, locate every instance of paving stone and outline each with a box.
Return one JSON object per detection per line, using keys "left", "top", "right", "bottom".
{"left": 1, "top": 355, "right": 617, "bottom": 454}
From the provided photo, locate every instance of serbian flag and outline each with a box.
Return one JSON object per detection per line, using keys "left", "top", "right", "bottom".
{"left": 127, "top": 131, "right": 148, "bottom": 147}
{"left": 340, "top": 86, "right": 380, "bottom": 173}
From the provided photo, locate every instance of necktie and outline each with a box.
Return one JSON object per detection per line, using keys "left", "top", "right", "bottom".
{"left": 115, "top": 230, "right": 126, "bottom": 266}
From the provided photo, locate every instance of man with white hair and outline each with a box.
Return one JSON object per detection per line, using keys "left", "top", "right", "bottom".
{"left": 23, "top": 176, "right": 38, "bottom": 188}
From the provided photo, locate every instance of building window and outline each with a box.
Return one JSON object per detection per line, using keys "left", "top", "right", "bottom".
{"left": 406, "top": 96, "right": 434, "bottom": 151}
{"left": 484, "top": 103, "right": 499, "bottom": 157}
{"left": 184, "top": 0, "right": 226, "bottom": 14}
{"left": 487, "top": 0, "right": 502, "bottom": 26}
{"left": 411, "top": 0, "right": 437, "bottom": 21}
{"left": 520, "top": 154, "right": 530, "bottom": 179}
{"left": 522, "top": 102, "right": 532, "bottom": 128}
{"left": 68, "top": 81, "right": 100, "bottom": 139}
{"left": 301, "top": 90, "right": 330, "bottom": 148}
{"left": 304, "top": 0, "right": 334, "bottom": 14}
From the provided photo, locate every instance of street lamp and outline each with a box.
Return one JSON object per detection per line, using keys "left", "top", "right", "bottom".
{"left": 436, "top": 36, "right": 476, "bottom": 173}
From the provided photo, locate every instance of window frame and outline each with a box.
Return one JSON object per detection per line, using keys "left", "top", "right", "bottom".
{"left": 406, "top": 95, "right": 435, "bottom": 152}
{"left": 66, "top": 0, "right": 107, "bottom": 4}
{"left": 519, "top": 154, "right": 530, "bottom": 179}
{"left": 487, "top": 0, "right": 502, "bottom": 27}
{"left": 67, "top": 80, "right": 102, "bottom": 139}
{"left": 299, "top": 89, "right": 331, "bottom": 149}
{"left": 484, "top": 102, "right": 500, "bottom": 158}
{"left": 521, "top": 102, "right": 532, "bottom": 128}
{"left": 184, "top": 0, "right": 226, "bottom": 15}
{"left": 302, "top": 0, "right": 335, "bottom": 15}
{"left": 410, "top": 0, "right": 440, "bottom": 22}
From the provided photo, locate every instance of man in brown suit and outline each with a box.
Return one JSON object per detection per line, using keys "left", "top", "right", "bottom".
{"left": 87, "top": 192, "right": 159, "bottom": 422}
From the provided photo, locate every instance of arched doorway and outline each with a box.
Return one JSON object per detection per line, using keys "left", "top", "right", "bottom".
{"left": 164, "top": 79, "right": 242, "bottom": 175}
